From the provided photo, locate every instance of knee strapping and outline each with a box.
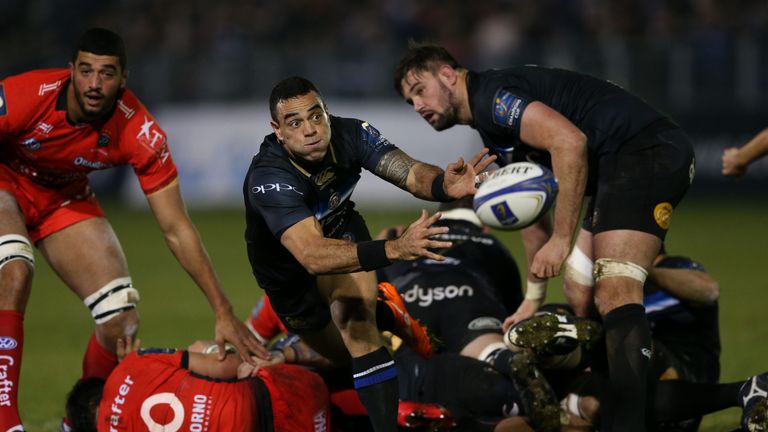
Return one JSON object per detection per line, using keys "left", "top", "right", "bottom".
{"left": 83, "top": 277, "right": 140, "bottom": 324}
{"left": 0, "top": 234, "right": 34, "bottom": 270}
{"left": 565, "top": 246, "right": 594, "bottom": 287}
{"left": 593, "top": 258, "right": 648, "bottom": 284}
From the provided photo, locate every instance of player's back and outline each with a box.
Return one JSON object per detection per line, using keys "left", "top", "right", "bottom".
{"left": 97, "top": 350, "right": 259, "bottom": 431}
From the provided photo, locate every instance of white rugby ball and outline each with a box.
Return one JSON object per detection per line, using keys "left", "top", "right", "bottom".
{"left": 473, "top": 162, "right": 558, "bottom": 230}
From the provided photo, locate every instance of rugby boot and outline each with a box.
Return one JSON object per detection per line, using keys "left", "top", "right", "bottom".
{"left": 377, "top": 282, "right": 434, "bottom": 358}
{"left": 507, "top": 350, "right": 565, "bottom": 432}
{"left": 505, "top": 311, "right": 602, "bottom": 356}
{"left": 397, "top": 401, "right": 456, "bottom": 430}
{"left": 740, "top": 372, "right": 768, "bottom": 431}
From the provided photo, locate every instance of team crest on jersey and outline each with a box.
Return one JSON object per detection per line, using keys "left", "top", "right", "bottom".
{"left": 328, "top": 192, "right": 341, "bottom": 210}
{"left": 0, "top": 84, "right": 6, "bottom": 116}
{"left": 492, "top": 89, "right": 527, "bottom": 129}
{"left": 313, "top": 166, "right": 335, "bottom": 189}
{"left": 97, "top": 132, "right": 111, "bottom": 147}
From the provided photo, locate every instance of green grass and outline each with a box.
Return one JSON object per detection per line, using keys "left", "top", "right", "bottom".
{"left": 17, "top": 200, "right": 768, "bottom": 430}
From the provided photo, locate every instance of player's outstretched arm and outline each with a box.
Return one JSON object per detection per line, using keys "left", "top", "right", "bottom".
{"left": 648, "top": 265, "right": 720, "bottom": 305}
{"left": 722, "top": 128, "right": 768, "bottom": 177}
{"left": 146, "top": 180, "right": 269, "bottom": 364}
{"left": 281, "top": 211, "right": 451, "bottom": 275}
{"left": 373, "top": 148, "right": 495, "bottom": 201}
{"left": 519, "top": 102, "right": 587, "bottom": 279}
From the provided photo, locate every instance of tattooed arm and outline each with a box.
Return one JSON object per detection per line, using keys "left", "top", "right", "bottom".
{"left": 374, "top": 149, "right": 442, "bottom": 199}
{"left": 374, "top": 148, "right": 497, "bottom": 201}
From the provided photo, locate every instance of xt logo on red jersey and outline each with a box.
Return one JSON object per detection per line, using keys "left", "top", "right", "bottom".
{"left": 137, "top": 116, "right": 170, "bottom": 163}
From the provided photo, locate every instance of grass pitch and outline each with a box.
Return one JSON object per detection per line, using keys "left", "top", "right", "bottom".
{"left": 18, "top": 200, "right": 768, "bottom": 430}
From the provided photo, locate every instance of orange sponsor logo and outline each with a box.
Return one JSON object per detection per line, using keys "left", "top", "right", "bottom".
{"left": 653, "top": 202, "right": 673, "bottom": 229}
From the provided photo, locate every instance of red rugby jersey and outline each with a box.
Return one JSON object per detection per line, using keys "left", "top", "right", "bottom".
{"left": 97, "top": 350, "right": 258, "bottom": 432}
{"left": 0, "top": 68, "right": 176, "bottom": 193}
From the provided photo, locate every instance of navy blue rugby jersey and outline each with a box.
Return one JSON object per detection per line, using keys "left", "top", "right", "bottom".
{"left": 244, "top": 116, "right": 397, "bottom": 285}
{"left": 466, "top": 67, "right": 668, "bottom": 171}
{"left": 380, "top": 219, "right": 523, "bottom": 314}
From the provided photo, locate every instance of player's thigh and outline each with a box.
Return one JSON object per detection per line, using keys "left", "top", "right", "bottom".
{"left": 36, "top": 216, "right": 129, "bottom": 299}
{"left": 0, "top": 191, "right": 28, "bottom": 235}
{"left": 318, "top": 271, "right": 378, "bottom": 306}
{"left": 0, "top": 190, "right": 34, "bottom": 309}
{"left": 293, "top": 319, "right": 350, "bottom": 365}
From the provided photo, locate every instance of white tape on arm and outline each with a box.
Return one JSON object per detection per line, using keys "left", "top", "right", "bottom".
{"left": 525, "top": 279, "right": 548, "bottom": 301}
{"left": 565, "top": 246, "right": 594, "bottom": 287}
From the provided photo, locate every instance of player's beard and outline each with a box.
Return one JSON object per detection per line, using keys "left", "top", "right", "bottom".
{"left": 74, "top": 88, "right": 118, "bottom": 121}
{"left": 431, "top": 81, "right": 459, "bottom": 131}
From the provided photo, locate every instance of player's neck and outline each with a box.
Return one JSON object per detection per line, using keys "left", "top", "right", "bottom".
{"left": 454, "top": 69, "right": 473, "bottom": 125}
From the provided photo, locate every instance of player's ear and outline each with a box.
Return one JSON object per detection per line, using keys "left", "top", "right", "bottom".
{"left": 120, "top": 69, "right": 129, "bottom": 89}
{"left": 438, "top": 64, "right": 458, "bottom": 86}
{"left": 270, "top": 120, "right": 283, "bottom": 141}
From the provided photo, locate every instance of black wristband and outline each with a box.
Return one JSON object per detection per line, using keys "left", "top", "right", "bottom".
{"left": 431, "top": 173, "right": 452, "bottom": 202}
{"left": 357, "top": 240, "right": 391, "bottom": 271}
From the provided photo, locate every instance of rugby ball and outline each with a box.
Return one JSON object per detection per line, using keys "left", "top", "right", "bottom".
{"left": 473, "top": 162, "right": 558, "bottom": 230}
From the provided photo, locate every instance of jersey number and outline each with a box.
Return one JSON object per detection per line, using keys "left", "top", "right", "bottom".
{"left": 140, "top": 393, "right": 185, "bottom": 431}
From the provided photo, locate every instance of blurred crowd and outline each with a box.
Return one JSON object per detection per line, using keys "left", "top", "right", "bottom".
{"left": 2, "top": 0, "right": 768, "bottom": 111}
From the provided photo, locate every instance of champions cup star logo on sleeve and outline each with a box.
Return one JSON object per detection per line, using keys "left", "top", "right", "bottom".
{"left": 492, "top": 89, "right": 527, "bottom": 128}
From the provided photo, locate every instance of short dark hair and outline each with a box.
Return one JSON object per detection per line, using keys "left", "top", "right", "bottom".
{"left": 438, "top": 195, "right": 474, "bottom": 212}
{"left": 269, "top": 76, "right": 323, "bottom": 122}
{"left": 65, "top": 378, "right": 105, "bottom": 432}
{"left": 394, "top": 42, "right": 461, "bottom": 96}
{"left": 73, "top": 28, "right": 127, "bottom": 70}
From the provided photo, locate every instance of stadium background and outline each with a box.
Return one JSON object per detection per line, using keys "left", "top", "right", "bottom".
{"left": 2, "top": 0, "right": 767, "bottom": 429}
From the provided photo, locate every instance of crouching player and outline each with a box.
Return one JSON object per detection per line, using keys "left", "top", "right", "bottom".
{"left": 65, "top": 337, "right": 330, "bottom": 432}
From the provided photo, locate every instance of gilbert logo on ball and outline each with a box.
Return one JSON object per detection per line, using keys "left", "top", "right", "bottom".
{"left": 473, "top": 162, "right": 558, "bottom": 230}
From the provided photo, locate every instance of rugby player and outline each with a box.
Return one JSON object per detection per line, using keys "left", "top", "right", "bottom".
{"left": 65, "top": 337, "right": 330, "bottom": 432}
{"left": 395, "top": 43, "right": 696, "bottom": 431}
{"left": 0, "top": 28, "right": 263, "bottom": 430}
{"left": 243, "top": 76, "right": 495, "bottom": 431}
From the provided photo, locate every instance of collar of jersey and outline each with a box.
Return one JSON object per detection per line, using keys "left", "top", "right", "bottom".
{"left": 440, "top": 208, "right": 483, "bottom": 227}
